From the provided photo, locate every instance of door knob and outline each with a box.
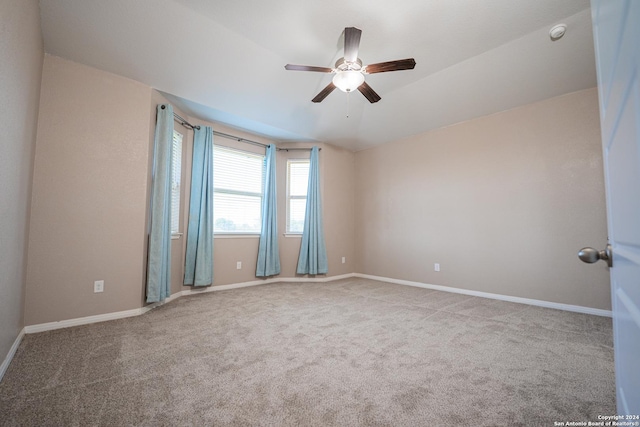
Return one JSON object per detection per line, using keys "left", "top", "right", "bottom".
{"left": 578, "top": 244, "right": 612, "bottom": 267}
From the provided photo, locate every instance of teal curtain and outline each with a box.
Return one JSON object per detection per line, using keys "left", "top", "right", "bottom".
{"left": 296, "top": 146, "right": 328, "bottom": 275}
{"left": 146, "top": 104, "right": 174, "bottom": 302}
{"left": 256, "top": 145, "right": 280, "bottom": 277}
{"left": 184, "top": 126, "right": 214, "bottom": 286}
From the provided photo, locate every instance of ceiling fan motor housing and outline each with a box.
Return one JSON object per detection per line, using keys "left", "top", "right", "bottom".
{"left": 335, "top": 57, "right": 363, "bottom": 72}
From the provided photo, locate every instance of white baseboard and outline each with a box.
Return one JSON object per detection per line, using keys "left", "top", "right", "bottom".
{"left": 354, "top": 273, "right": 613, "bottom": 317}
{"left": 24, "top": 273, "right": 358, "bottom": 334}
{"left": 181, "top": 273, "right": 356, "bottom": 295}
{"left": 24, "top": 308, "right": 144, "bottom": 334}
{"left": 140, "top": 289, "right": 186, "bottom": 314}
{"left": 0, "top": 328, "right": 25, "bottom": 382}
{"left": 182, "top": 278, "right": 276, "bottom": 295}
{"left": 277, "top": 273, "right": 356, "bottom": 283}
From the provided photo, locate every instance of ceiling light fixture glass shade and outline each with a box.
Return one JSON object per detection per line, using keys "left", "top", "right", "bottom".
{"left": 332, "top": 70, "right": 365, "bottom": 92}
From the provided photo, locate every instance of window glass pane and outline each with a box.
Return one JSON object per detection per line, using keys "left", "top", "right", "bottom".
{"left": 213, "top": 145, "right": 264, "bottom": 233}
{"left": 287, "top": 159, "right": 309, "bottom": 233}
{"left": 214, "top": 192, "right": 262, "bottom": 232}
{"left": 170, "top": 130, "right": 183, "bottom": 234}
{"left": 288, "top": 198, "right": 306, "bottom": 233}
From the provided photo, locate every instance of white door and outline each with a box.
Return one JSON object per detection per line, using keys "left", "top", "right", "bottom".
{"left": 591, "top": 0, "right": 640, "bottom": 414}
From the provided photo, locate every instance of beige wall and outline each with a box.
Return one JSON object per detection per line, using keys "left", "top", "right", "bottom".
{"left": 25, "top": 55, "right": 153, "bottom": 325}
{"left": 355, "top": 88, "right": 610, "bottom": 310}
{"left": 0, "top": 0, "right": 43, "bottom": 361}
{"left": 316, "top": 143, "right": 355, "bottom": 276}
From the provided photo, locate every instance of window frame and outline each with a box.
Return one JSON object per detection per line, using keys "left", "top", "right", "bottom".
{"left": 286, "top": 158, "right": 310, "bottom": 235}
{"left": 213, "top": 144, "right": 265, "bottom": 236}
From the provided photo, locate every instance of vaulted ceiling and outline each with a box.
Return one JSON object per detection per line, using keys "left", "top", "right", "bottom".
{"left": 39, "top": 0, "right": 596, "bottom": 151}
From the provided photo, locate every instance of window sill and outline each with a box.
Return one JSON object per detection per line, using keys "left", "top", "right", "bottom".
{"left": 214, "top": 233, "right": 260, "bottom": 239}
{"left": 284, "top": 233, "right": 303, "bottom": 238}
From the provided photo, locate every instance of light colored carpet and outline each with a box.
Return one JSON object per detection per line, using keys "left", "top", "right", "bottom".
{"left": 0, "top": 278, "right": 615, "bottom": 426}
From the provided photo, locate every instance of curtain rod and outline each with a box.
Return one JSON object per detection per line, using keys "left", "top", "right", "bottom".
{"left": 172, "top": 111, "right": 201, "bottom": 131}
{"left": 168, "top": 109, "right": 318, "bottom": 152}
{"left": 211, "top": 128, "right": 318, "bottom": 151}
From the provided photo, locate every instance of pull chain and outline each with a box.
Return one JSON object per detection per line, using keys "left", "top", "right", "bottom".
{"left": 347, "top": 90, "right": 350, "bottom": 118}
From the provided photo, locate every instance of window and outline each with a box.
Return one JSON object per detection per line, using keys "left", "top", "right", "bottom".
{"left": 286, "top": 159, "right": 310, "bottom": 233}
{"left": 214, "top": 145, "right": 265, "bottom": 233}
{"left": 170, "top": 130, "right": 183, "bottom": 235}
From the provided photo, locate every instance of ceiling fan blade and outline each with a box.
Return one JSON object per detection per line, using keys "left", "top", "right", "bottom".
{"left": 365, "top": 58, "right": 416, "bottom": 74}
{"left": 358, "top": 81, "right": 381, "bottom": 103}
{"left": 312, "top": 83, "right": 337, "bottom": 103}
{"left": 285, "top": 64, "right": 333, "bottom": 73}
{"left": 344, "top": 27, "right": 362, "bottom": 63}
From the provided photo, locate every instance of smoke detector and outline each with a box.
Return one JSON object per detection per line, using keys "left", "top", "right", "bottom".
{"left": 549, "top": 24, "right": 567, "bottom": 41}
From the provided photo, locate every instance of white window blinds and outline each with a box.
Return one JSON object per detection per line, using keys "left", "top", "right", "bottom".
{"left": 213, "top": 145, "right": 265, "bottom": 233}
{"left": 170, "top": 130, "right": 183, "bottom": 235}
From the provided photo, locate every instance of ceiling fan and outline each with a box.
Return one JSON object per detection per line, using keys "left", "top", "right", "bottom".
{"left": 285, "top": 27, "right": 416, "bottom": 103}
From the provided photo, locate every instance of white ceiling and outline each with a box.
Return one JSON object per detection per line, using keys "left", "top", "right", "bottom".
{"left": 39, "top": 0, "right": 596, "bottom": 151}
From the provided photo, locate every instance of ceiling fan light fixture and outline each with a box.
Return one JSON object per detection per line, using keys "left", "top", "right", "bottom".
{"left": 332, "top": 70, "right": 365, "bottom": 92}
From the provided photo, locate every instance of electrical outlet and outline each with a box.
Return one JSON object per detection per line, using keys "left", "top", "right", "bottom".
{"left": 434, "top": 263, "right": 440, "bottom": 272}
{"left": 236, "top": 261, "right": 242, "bottom": 270}
{"left": 94, "top": 280, "right": 104, "bottom": 293}
{"left": 342, "top": 257, "right": 346, "bottom": 264}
